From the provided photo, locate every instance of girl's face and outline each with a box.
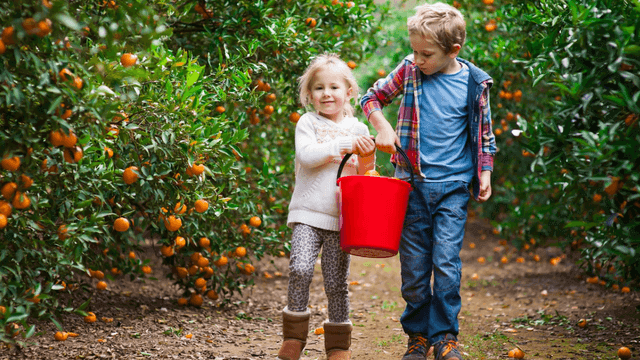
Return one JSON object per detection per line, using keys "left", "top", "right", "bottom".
{"left": 309, "top": 66, "right": 352, "bottom": 122}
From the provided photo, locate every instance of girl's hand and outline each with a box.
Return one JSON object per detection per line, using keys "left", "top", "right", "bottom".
{"left": 355, "top": 135, "right": 375, "bottom": 157}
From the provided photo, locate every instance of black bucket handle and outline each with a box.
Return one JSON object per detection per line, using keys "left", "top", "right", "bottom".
{"left": 336, "top": 142, "right": 415, "bottom": 188}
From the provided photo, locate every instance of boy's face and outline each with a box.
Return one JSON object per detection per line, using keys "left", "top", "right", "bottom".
{"left": 409, "top": 33, "right": 461, "bottom": 75}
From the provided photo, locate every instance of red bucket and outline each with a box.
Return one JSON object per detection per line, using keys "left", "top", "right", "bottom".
{"left": 336, "top": 146, "right": 414, "bottom": 258}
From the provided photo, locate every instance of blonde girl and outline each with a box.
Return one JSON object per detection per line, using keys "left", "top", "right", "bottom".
{"left": 277, "top": 54, "right": 375, "bottom": 360}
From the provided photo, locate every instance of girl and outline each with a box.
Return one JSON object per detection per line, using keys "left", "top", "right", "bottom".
{"left": 277, "top": 54, "right": 375, "bottom": 360}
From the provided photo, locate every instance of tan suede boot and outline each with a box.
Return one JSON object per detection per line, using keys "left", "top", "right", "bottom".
{"left": 324, "top": 321, "right": 353, "bottom": 360}
{"left": 277, "top": 307, "right": 310, "bottom": 360}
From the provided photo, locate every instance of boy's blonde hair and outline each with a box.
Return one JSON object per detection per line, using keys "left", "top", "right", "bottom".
{"left": 298, "top": 53, "right": 360, "bottom": 117}
{"left": 407, "top": 2, "right": 466, "bottom": 54}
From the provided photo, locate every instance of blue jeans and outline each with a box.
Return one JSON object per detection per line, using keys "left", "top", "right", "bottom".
{"left": 399, "top": 181, "right": 470, "bottom": 345}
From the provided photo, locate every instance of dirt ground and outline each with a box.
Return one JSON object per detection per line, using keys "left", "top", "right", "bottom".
{"left": 2, "top": 214, "right": 639, "bottom": 360}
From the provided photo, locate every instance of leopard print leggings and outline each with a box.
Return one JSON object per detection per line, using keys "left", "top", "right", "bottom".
{"left": 287, "top": 223, "right": 351, "bottom": 323}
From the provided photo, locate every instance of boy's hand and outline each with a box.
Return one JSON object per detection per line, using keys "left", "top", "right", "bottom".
{"left": 355, "top": 135, "right": 375, "bottom": 157}
{"left": 368, "top": 111, "right": 399, "bottom": 154}
{"left": 477, "top": 170, "right": 492, "bottom": 202}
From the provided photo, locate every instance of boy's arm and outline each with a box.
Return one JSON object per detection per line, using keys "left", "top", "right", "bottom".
{"left": 478, "top": 83, "right": 495, "bottom": 202}
{"left": 360, "top": 61, "right": 407, "bottom": 153}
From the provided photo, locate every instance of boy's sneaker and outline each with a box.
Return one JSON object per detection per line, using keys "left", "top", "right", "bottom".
{"left": 433, "top": 334, "right": 463, "bottom": 360}
{"left": 401, "top": 334, "right": 430, "bottom": 360}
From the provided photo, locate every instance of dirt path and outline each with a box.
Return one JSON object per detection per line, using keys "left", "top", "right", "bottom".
{"left": 3, "top": 215, "right": 639, "bottom": 360}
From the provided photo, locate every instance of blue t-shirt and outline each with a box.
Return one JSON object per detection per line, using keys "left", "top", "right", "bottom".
{"left": 418, "top": 62, "right": 473, "bottom": 183}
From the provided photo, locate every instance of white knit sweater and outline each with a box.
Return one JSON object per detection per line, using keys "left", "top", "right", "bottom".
{"left": 287, "top": 112, "right": 372, "bottom": 231}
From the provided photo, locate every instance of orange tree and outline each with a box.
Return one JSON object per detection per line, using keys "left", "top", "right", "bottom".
{"left": 0, "top": 0, "right": 383, "bottom": 343}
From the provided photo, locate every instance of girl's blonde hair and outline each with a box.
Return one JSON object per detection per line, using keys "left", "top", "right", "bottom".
{"left": 407, "top": 2, "right": 466, "bottom": 54}
{"left": 298, "top": 53, "right": 360, "bottom": 117}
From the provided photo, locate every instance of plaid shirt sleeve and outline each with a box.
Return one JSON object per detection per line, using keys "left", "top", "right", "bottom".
{"left": 360, "top": 61, "right": 407, "bottom": 119}
{"left": 479, "top": 83, "right": 496, "bottom": 171}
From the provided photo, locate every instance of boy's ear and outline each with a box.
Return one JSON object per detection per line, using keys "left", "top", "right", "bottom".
{"left": 448, "top": 44, "right": 462, "bottom": 58}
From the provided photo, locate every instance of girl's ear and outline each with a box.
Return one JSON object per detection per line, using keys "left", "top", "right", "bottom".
{"left": 347, "top": 87, "right": 353, "bottom": 98}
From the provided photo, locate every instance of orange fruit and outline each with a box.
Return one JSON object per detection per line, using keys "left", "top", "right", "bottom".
{"left": 586, "top": 276, "right": 599, "bottom": 284}
{"left": 190, "top": 251, "right": 202, "bottom": 263}
{"left": 485, "top": 23, "right": 497, "bottom": 32}
{"left": 1, "top": 182, "right": 17, "bottom": 200}
{"left": 618, "top": 346, "right": 632, "bottom": 360}
{"left": 67, "top": 332, "right": 78, "bottom": 337}
{"left": 289, "top": 112, "right": 301, "bottom": 123}
{"left": 54, "top": 331, "right": 68, "bottom": 341}
{"left": 593, "top": 193, "right": 602, "bottom": 202}
{"left": 93, "top": 270, "right": 105, "bottom": 280}
{"left": 243, "top": 263, "right": 255, "bottom": 275}
{"left": 2, "top": 26, "right": 15, "bottom": 45}
{"left": 578, "top": 319, "right": 587, "bottom": 328}
{"left": 190, "top": 163, "right": 205, "bottom": 176}
{"left": 120, "top": 53, "right": 138, "bottom": 67}
{"left": 206, "top": 289, "right": 218, "bottom": 300}
{"left": 104, "top": 147, "right": 114, "bottom": 158}
{"left": 128, "top": 251, "right": 135, "bottom": 259}
{"left": 123, "top": 166, "right": 139, "bottom": 185}
{"left": 177, "top": 297, "right": 188, "bottom": 306}
{"left": 215, "top": 105, "right": 225, "bottom": 114}
{"left": 194, "top": 199, "right": 209, "bottom": 213}
{"left": 240, "top": 223, "right": 251, "bottom": 236}
{"left": 189, "top": 293, "right": 203, "bottom": 307}
{"left": 1, "top": 156, "right": 20, "bottom": 171}
{"left": 249, "top": 216, "right": 261, "bottom": 227}
{"left": 174, "top": 202, "right": 187, "bottom": 214}
{"left": 511, "top": 348, "right": 525, "bottom": 359}
{"left": 347, "top": 60, "right": 357, "bottom": 69}
{"left": 377, "top": 69, "right": 386, "bottom": 77}
{"left": 468, "top": 242, "right": 476, "bottom": 249}
{"left": 19, "top": 174, "right": 33, "bottom": 189}
{"left": 214, "top": 255, "right": 228, "bottom": 267}
{"left": 73, "top": 77, "right": 83, "bottom": 90}
{"left": 160, "top": 245, "right": 174, "bottom": 257}
{"left": 0, "top": 214, "right": 7, "bottom": 229}
{"left": 188, "top": 264, "right": 199, "bottom": 276}
{"left": 36, "top": 19, "right": 52, "bottom": 37}
{"left": 175, "top": 236, "right": 186, "bottom": 248}
{"left": 235, "top": 246, "right": 247, "bottom": 258}
{"left": 265, "top": 93, "right": 276, "bottom": 103}
{"left": 364, "top": 170, "right": 380, "bottom": 176}
{"left": 96, "top": 281, "right": 107, "bottom": 290}
{"left": 198, "top": 237, "right": 210, "bottom": 247}
{"left": 113, "top": 217, "right": 130, "bottom": 232}
{"left": 305, "top": 17, "right": 317, "bottom": 27}
{"left": 164, "top": 215, "right": 182, "bottom": 232}
{"left": 63, "top": 146, "right": 83, "bottom": 163}
{"left": 194, "top": 278, "right": 206, "bottom": 288}
{"left": 176, "top": 267, "right": 188, "bottom": 278}
{"left": 50, "top": 130, "right": 64, "bottom": 146}
{"left": 0, "top": 39, "right": 5, "bottom": 55}
{"left": 59, "top": 68, "right": 73, "bottom": 82}
{"left": 314, "top": 327, "right": 324, "bottom": 335}
{"left": 621, "top": 286, "right": 630, "bottom": 293}
{"left": 477, "top": 257, "right": 486, "bottom": 264}
{"left": 43, "top": 0, "right": 53, "bottom": 8}
{"left": 12, "top": 191, "right": 31, "bottom": 209}
{"left": 203, "top": 266, "right": 214, "bottom": 278}
{"left": 197, "top": 256, "right": 209, "bottom": 267}
{"left": 264, "top": 105, "right": 274, "bottom": 115}
{"left": 0, "top": 200, "right": 11, "bottom": 217}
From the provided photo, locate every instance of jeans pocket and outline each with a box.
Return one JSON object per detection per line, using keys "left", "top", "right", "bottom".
{"left": 403, "top": 214, "right": 421, "bottom": 229}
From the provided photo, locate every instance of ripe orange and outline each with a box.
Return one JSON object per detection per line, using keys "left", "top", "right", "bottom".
{"left": 264, "top": 105, "right": 274, "bottom": 115}
{"left": 618, "top": 346, "right": 632, "bottom": 360}
{"left": 59, "top": 68, "right": 73, "bottom": 82}
{"left": 160, "top": 245, "right": 174, "bottom": 257}
{"left": 113, "top": 217, "right": 130, "bottom": 232}
{"left": 235, "top": 246, "right": 247, "bottom": 258}
{"left": 214, "top": 255, "right": 228, "bottom": 267}
{"left": 12, "top": 191, "right": 31, "bottom": 209}
{"left": 285, "top": 112, "right": 300, "bottom": 124}
{"left": 586, "top": 276, "right": 599, "bottom": 284}
{"left": 305, "top": 17, "right": 317, "bottom": 27}
{"left": 477, "top": 257, "right": 486, "bottom": 264}
{"left": 206, "top": 289, "right": 219, "bottom": 300}
{"left": 314, "top": 327, "right": 324, "bottom": 335}
{"left": 1, "top": 182, "right": 17, "bottom": 200}
{"left": 347, "top": 60, "right": 357, "bottom": 69}
{"left": 0, "top": 200, "right": 11, "bottom": 217}
{"left": 215, "top": 105, "right": 225, "bottom": 113}
{"left": 197, "top": 256, "right": 209, "bottom": 267}
{"left": 123, "top": 166, "right": 139, "bottom": 185}
{"left": 175, "top": 236, "right": 186, "bottom": 248}
{"left": 198, "top": 237, "right": 210, "bottom": 247}
{"left": 120, "top": 53, "right": 138, "bottom": 67}
{"left": 593, "top": 193, "right": 602, "bottom": 203}
{"left": 174, "top": 202, "right": 187, "bottom": 214}
{"left": 621, "top": 286, "right": 630, "bottom": 293}
{"left": 194, "top": 278, "right": 206, "bottom": 288}
{"left": 96, "top": 281, "right": 107, "bottom": 290}
{"left": 164, "top": 215, "right": 182, "bottom": 231}
{"left": 1, "top": 156, "right": 20, "bottom": 171}
{"left": 93, "top": 270, "right": 105, "bottom": 280}
{"left": 243, "top": 263, "right": 255, "bottom": 275}
{"left": 0, "top": 214, "right": 7, "bottom": 229}
{"left": 240, "top": 223, "right": 251, "bottom": 236}
{"left": 190, "top": 163, "right": 205, "bottom": 176}
{"left": 578, "top": 319, "right": 587, "bottom": 328}
{"left": 377, "top": 69, "right": 386, "bottom": 77}
{"left": 0, "top": 39, "right": 5, "bottom": 54}
{"left": 63, "top": 146, "right": 83, "bottom": 163}
{"left": 73, "top": 77, "right": 83, "bottom": 90}
{"left": 176, "top": 266, "right": 188, "bottom": 278}
{"left": 2, "top": 26, "right": 15, "bottom": 45}
{"left": 177, "top": 297, "right": 188, "bottom": 306}
{"left": 104, "top": 147, "right": 114, "bottom": 158}
{"left": 364, "top": 170, "right": 380, "bottom": 176}
{"left": 194, "top": 199, "right": 209, "bottom": 213}
{"left": 188, "top": 264, "right": 199, "bottom": 276}
{"left": 190, "top": 251, "right": 202, "bottom": 263}
{"left": 485, "top": 23, "right": 497, "bottom": 32}
{"left": 36, "top": 19, "right": 52, "bottom": 37}
{"left": 511, "top": 348, "right": 524, "bottom": 359}
{"left": 249, "top": 216, "right": 261, "bottom": 227}
{"left": 19, "top": 174, "right": 33, "bottom": 189}
{"left": 128, "top": 251, "right": 136, "bottom": 259}
{"left": 189, "top": 293, "right": 203, "bottom": 307}
{"left": 54, "top": 331, "right": 68, "bottom": 341}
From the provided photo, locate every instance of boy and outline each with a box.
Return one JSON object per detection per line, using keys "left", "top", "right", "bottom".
{"left": 360, "top": 3, "right": 495, "bottom": 360}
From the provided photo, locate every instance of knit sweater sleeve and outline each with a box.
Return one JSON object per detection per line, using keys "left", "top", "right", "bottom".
{"left": 295, "top": 114, "right": 353, "bottom": 169}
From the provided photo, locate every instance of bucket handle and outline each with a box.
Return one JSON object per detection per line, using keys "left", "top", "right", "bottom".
{"left": 336, "top": 142, "right": 415, "bottom": 188}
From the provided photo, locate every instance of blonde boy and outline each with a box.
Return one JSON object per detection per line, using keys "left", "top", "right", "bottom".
{"left": 360, "top": 3, "right": 496, "bottom": 360}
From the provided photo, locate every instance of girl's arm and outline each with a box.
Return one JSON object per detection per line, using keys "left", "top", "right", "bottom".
{"left": 295, "top": 114, "right": 353, "bottom": 169}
